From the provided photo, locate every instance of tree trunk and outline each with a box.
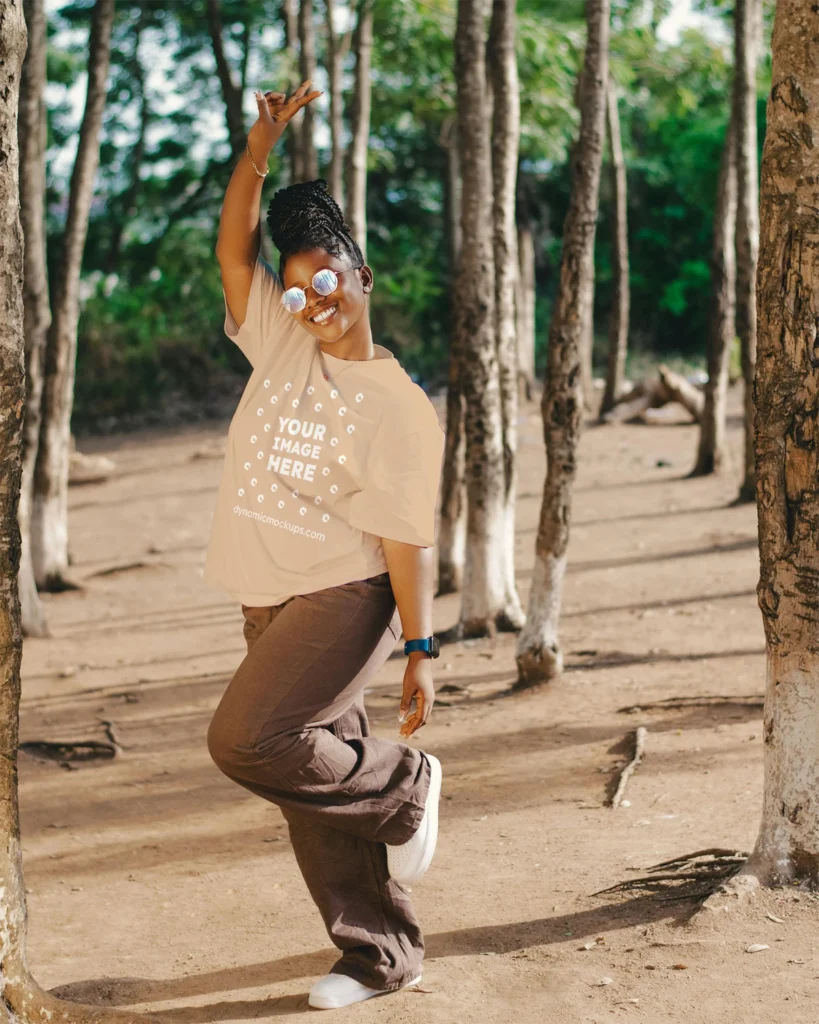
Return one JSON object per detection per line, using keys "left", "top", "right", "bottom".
{"left": 516, "top": 0, "right": 609, "bottom": 685}
{"left": 30, "top": 0, "right": 115, "bottom": 592}
{"left": 344, "top": 0, "right": 373, "bottom": 260}
{"left": 691, "top": 113, "right": 737, "bottom": 476}
{"left": 515, "top": 164, "right": 536, "bottom": 404}
{"left": 323, "top": 0, "right": 349, "bottom": 207}
{"left": 282, "top": 0, "right": 303, "bottom": 184}
{"left": 437, "top": 114, "right": 466, "bottom": 595}
{"left": 298, "top": 0, "right": 319, "bottom": 182}
{"left": 734, "top": 0, "right": 760, "bottom": 503}
{"left": 105, "top": 3, "right": 150, "bottom": 273}
{"left": 600, "top": 74, "right": 629, "bottom": 417}
{"left": 206, "top": 0, "right": 246, "bottom": 157}
{"left": 450, "top": 0, "right": 511, "bottom": 637}
{"left": 17, "top": 0, "right": 50, "bottom": 638}
{"left": 0, "top": 10, "right": 156, "bottom": 1020}
{"left": 488, "top": 0, "right": 525, "bottom": 631}
{"left": 733, "top": 0, "right": 819, "bottom": 890}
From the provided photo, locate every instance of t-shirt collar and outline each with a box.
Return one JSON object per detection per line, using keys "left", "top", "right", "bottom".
{"left": 319, "top": 343, "right": 395, "bottom": 365}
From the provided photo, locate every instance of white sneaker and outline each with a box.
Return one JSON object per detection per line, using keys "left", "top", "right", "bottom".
{"left": 386, "top": 753, "right": 442, "bottom": 885}
{"left": 307, "top": 972, "right": 422, "bottom": 1009}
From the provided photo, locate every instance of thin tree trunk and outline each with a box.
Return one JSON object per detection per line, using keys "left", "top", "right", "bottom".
{"left": 515, "top": 164, "right": 536, "bottom": 403}
{"left": 321, "top": 0, "right": 343, "bottom": 203}
{"left": 734, "top": 0, "right": 760, "bottom": 503}
{"left": 0, "top": 9, "right": 155, "bottom": 1019}
{"left": 344, "top": 0, "right": 373, "bottom": 260}
{"left": 17, "top": 0, "right": 50, "bottom": 637}
{"left": 437, "top": 114, "right": 466, "bottom": 595}
{"left": 600, "top": 74, "right": 630, "bottom": 417}
{"left": 488, "top": 0, "right": 525, "bottom": 630}
{"left": 206, "top": 0, "right": 246, "bottom": 156}
{"left": 438, "top": 345, "right": 467, "bottom": 597}
{"left": 30, "top": 0, "right": 115, "bottom": 591}
{"left": 298, "top": 0, "right": 319, "bottom": 181}
{"left": 449, "top": 0, "right": 508, "bottom": 637}
{"left": 691, "top": 114, "right": 737, "bottom": 477}
{"left": 730, "top": 0, "right": 819, "bottom": 891}
{"left": 516, "top": 0, "right": 609, "bottom": 685}
{"left": 105, "top": 3, "right": 150, "bottom": 272}
{"left": 282, "top": 0, "right": 303, "bottom": 184}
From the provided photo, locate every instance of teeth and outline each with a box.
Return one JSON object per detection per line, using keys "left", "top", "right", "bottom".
{"left": 311, "top": 304, "right": 337, "bottom": 324}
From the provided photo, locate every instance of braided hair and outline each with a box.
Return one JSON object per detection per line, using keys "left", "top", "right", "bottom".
{"left": 266, "top": 178, "right": 364, "bottom": 282}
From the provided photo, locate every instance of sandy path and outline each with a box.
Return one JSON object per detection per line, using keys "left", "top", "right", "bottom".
{"left": 18, "top": 390, "right": 819, "bottom": 1024}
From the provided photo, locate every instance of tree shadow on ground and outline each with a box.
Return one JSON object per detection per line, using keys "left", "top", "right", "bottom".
{"left": 49, "top": 892, "right": 686, "bottom": 1021}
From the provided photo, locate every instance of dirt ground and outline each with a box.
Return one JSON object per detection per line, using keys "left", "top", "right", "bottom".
{"left": 19, "top": 385, "right": 819, "bottom": 1024}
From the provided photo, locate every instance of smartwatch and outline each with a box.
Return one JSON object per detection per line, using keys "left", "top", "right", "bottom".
{"left": 404, "top": 636, "right": 440, "bottom": 659}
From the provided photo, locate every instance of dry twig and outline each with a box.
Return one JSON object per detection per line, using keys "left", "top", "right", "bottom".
{"left": 609, "top": 726, "right": 647, "bottom": 808}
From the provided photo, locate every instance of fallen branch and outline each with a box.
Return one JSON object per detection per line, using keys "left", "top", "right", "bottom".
{"left": 657, "top": 364, "right": 705, "bottom": 422}
{"left": 609, "top": 726, "right": 647, "bottom": 808}
{"left": 600, "top": 380, "right": 668, "bottom": 423}
{"left": 19, "top": 739, "right": 118, "bottom": 768}
{"left": 600, "top": 367, "right": 705, "bottom": 425}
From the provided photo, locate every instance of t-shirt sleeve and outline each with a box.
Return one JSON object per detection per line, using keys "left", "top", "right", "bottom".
{"left": 349, "top": 399, "right": 445, "bottom": 547}
{"left": 223, "top": 255, "right": 290, "bottom": 368}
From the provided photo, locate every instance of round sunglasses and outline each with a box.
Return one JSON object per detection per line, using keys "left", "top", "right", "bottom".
{"left": 280, "top": 264, "right": 363, "bottom": 315}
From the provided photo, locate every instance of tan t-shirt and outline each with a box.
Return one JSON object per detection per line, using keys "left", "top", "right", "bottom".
{"left": 202, "top": 256, "right": 446, "bottom": 606}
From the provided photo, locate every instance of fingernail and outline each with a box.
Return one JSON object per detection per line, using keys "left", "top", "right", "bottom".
{"left": 398, "top": 711, "right": 407, "bottom": 723}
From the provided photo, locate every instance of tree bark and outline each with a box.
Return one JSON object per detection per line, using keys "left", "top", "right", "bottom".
{"left": 437, "top": 114, "right": 466, "bottom": 595}
{"left": 0, "top": 8, "right": 156, "bottom": 1019}
{"left": 728, "top": 0, "right": 819, "bottom": 890}
{"left": 515, "top": 164, "right": 536, "bottom": 403}
{"left": 488, "top": 0, "right": 525, "bottom": 630}
{"left": 516, "top": 0, "right": 609, "bottom": 685}
{"left": 344, "top": 0, "right": 373, "bottom": 260}
{"left": 323, "top": 0, "right": 350, "bottom": 207}
{"left": 450, "top": 0, "right": 514, "bottom": 637}
{"left": 30, "top": 0, "right": 115, "bottom": 591}
{"left": 691, "top": 114, "right": 737, "bottom": 476}
{"left": 600, "top": 74, "right": 630, "bottom": 418}
{"left": 206, "top": 0, "right": 246, "bottom": 157}
{"left": 282, "top": 0, "right": 303, "bottom": 184}
{"left": 298, "top": 0, "right": 319, "bottom": 182}
{"left": 17, "top": 0, "right": 50, "bottom": 637}
{"left": 734, "top": 0, "right": 760, "bottom": 503}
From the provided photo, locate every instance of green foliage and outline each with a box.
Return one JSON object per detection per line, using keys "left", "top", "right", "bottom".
{"left": 41, "top": 0, "right": 770, "bottom": 428}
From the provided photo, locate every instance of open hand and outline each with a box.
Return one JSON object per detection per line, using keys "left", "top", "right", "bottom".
{"left": 249, "top": 79, "right": 323, "bottom": 154}
{"left": 398, "top": 657, "right": 435, "bottom": 739}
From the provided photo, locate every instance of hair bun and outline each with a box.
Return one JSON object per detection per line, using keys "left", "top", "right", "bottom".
{"left": 268, "top": 178, "right": 353, "bottom": 253}
{"left": 266, "top": 177, "right": 364, "bottom": 279}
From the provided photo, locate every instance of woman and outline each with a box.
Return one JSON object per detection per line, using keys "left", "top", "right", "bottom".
{"left": 202, "top": 80, "right": 446, "bottom": 1011}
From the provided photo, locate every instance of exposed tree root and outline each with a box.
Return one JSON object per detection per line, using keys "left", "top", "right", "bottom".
{"left": 609, "top": 726, "right": 647, "bottom": 807}
{"left": 591, "top": 848, "right": 749, "bottom": 902}
{"left": 3, "top": 979, "right": 159, "bottom": 1023}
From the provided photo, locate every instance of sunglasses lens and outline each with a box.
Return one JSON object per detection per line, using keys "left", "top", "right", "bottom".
{"left": 282, "top": 288, "right": 306, "bottom": 313}
{"left": 313, "top": 269, "right": 338, "bottom": 296}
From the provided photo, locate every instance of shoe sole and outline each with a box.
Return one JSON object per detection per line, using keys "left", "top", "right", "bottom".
{"left": 399, "top": 754, "right": 442, "bottom": 885}
{"left": 308, "top": 974, "right": 422, "bottom": 1009}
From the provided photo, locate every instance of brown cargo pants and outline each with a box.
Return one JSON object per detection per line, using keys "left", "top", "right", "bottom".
{"left": 206, "top": 571, "right": 431, "bottom": 991}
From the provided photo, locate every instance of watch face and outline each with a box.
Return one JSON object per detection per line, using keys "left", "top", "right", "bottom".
{"left": 431, "top": 636, "right": 440, "bottom": 658}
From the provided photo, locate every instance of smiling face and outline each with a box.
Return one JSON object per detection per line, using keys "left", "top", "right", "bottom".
{"left": 282, "top": 248, "right": 373, "bottom": 343}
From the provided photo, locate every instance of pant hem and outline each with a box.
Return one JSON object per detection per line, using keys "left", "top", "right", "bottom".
{"left": 329, "top": 963, "right": 423, "bottom": 993}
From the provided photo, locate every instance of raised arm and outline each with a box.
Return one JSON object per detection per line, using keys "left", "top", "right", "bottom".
{"left": 215, "top": 80, "right": 322, "bottom": 329}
